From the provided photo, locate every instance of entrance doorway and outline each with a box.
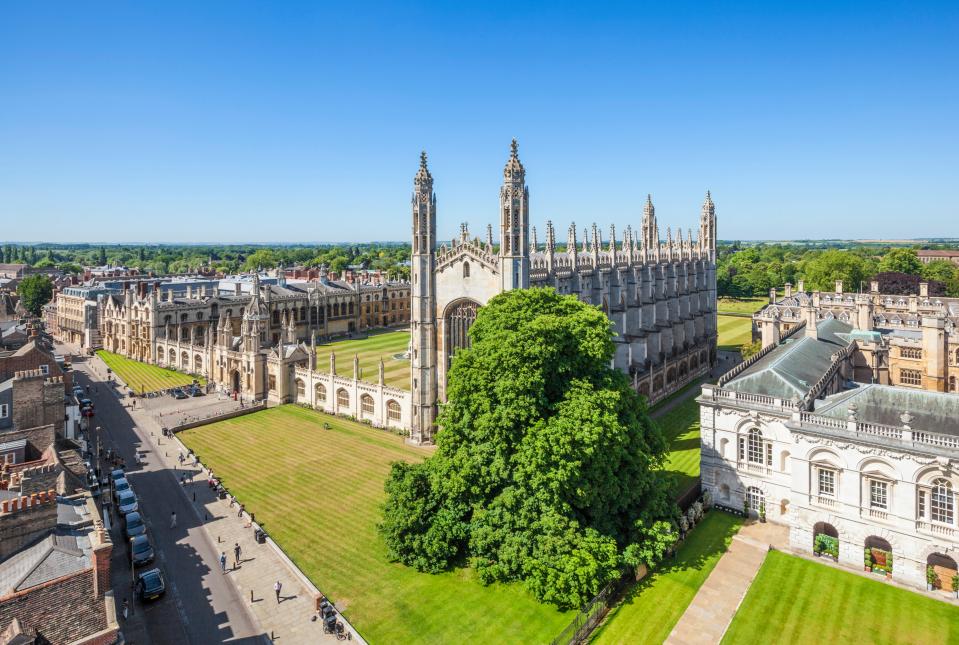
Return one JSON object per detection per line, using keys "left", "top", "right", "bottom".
{"left": 231, "top": 370, "right": 240, "bottom": 394}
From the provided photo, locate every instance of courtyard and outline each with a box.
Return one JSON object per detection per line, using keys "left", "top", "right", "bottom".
{"left": 96, "top": 349, "right": 205, "bottom": 393}
{"left": 316, "top": 329, "right": 411, "bottom": 389}
{"left": 179, "top": 405, "right": 572, "bottom": 644}
{"left": 717, "top": 315, "right": 753, "bottom": 352}
{"left": 723, "top": 550, "right": 958, "bottom": 644}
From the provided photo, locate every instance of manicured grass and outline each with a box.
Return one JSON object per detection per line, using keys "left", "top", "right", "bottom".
{"left": 717, "top": 315, "right": 753, "bottom": 352}
{"left": 180, "top": 405, "right": 572, "bottom": 644}
{"left": 317, "top": 329, "right": 411, "bottom": 389}
{"left": 654, "top": 397, "right": 701, "bottom": 497}
{"left": 723, "top": 550, "right": 959, "bottom": 644}
{"left": 96, "top": 350, "right": 205, "bottom": 393}
{"left": 718, "top": 297, "right": 768, "bottom": 316}
{"left": 591, "top": 511, "right": 744, "bottom": 644}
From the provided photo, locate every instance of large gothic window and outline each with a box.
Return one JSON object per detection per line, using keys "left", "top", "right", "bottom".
{"left": 445, "top": 299, "right": 479, "bottom": 368}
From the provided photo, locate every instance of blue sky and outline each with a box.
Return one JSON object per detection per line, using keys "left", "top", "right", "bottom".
{"left": 1, "top": 2, "right": 957, "bottom": 243}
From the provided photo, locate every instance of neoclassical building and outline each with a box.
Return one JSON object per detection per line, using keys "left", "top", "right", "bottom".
{"left": 410, "top": 142, "right": 718, "bottom": 443}
{"left": 700, "top": 316, "right": 959, "bottom": 592}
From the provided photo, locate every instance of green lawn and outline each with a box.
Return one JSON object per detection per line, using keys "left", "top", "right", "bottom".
{"left": 591, "top": 511, "right": 744, "bottom": 644}
{"left": 180, "top": 405, "right": 572, "bottom": 644}
{"left": 717, "top": 315, "right": 753, "bottom": 352}
{"left": 718, "top": 297, "right": 769, "bottom": 316}
{"left": 96, "top": 350, "right": 205, "bottom": 393}
{"left": 723, "top": 550, "right": 959, "bottom": 644}
{"left": 654, "top": 397, "right": 701, "bottom": 497}
{"left": 317, "top": 329, "right": 411, "bottom": 389}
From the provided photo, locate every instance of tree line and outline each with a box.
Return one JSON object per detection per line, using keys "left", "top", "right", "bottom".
{"left": 0, "top": 242, "right": 412, "bottom": 280}
{"left": 717, "top": 243, "right": 959, "bottom": 297}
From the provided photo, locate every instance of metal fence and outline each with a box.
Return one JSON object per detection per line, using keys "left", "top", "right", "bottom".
{"left": 549, "top": 572, "right": 629, "bottom": 645}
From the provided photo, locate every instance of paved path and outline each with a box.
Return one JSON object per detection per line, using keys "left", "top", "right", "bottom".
{"left": 69, "top": 350, "right": 266, "bottom": 644}
{"left": 93, "top": 351, "right": 362, "bottom": 644}
{"left": 665, "top": 522, "right": 788, "bottom": 645}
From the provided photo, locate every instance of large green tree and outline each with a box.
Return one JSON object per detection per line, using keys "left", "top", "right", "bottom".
{"left": 17, "top": 274, "right": 54, "bottom": 315}
{"left": 878, "top": 248, "right": 922, "bottom": 275}
{"left": 380, "top": 288, "right": 676, "bottom": 609}
{"left": 800, "top": 250, "right": 871, "bottom": 292}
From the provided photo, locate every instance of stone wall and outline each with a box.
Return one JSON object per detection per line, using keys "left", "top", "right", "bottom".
{"left": 11, "top": 372, "right": 66, "bottom": 442}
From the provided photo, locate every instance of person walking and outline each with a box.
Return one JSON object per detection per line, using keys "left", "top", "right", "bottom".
{"left": 233, "top": 542, "right": 241, "bottom": 569}
{"left": 170, "top": 511, "right": 177, "bottom": 529}
{"left": 274, "top": 580, "right": 282, "bottom": 603}
{"left": 238, "top": 503, "right": 244, "bottom": 519}
{"left": 219, "top": 551, "right": 227, "bottom": 573}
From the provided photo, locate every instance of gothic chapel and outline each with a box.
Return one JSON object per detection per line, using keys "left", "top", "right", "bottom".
{"left": 409, "top": 141, "right": 718, "bottom": 444}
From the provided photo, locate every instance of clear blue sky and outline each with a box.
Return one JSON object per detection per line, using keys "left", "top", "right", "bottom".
{"left": 1, "top": 2, "right": 957, "bottom": 244}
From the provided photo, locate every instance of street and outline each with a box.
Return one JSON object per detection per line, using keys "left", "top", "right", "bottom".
{"left": 69, "top": 349, "right": 267, "bottom": 645}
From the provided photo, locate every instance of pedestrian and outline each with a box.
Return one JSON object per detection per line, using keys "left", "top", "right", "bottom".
{"left": 132, "top": 399, "right": 136, "bottom": 410}
{"left": 238, "top": 503, "right": 244, "bottom": 518}
{"left": 180, "top": 474, "right": 186, "bottom": 486}
{"left": 274, "top": 580, "right": 282, "bottom": 603}
{"left": 219, "top": 551, "right": 227, "bottom": 573}
{"left": 170, "top": 511, "right": 177, "bottom": 529}
{"left": 233, "top": 542, "right": 241, "bottom": 568}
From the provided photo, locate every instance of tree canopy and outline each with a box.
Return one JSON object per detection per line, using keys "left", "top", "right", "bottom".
{"left": 17, "top": 274, "right": 54, "bottom": 316}
{"left": 380, "top": 288, "right": 676, "bottom": 609}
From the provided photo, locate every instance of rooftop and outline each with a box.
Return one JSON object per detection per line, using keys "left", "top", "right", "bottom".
{"left": 814, "top": 383, "right": 959, "bottom": 435}
{"left": 725, "top": 318, "right": 852, "bottom": 400}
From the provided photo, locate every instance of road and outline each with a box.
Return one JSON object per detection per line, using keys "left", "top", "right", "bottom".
{"left": 69, "top": 350, "right": 266, "bottom": 645}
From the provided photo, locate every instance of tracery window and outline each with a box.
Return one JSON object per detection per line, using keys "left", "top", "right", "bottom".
{"left": 900, "top": 368, "right": 922, "bottom": 386}
{"left": 900, "top": 347, "right": 922, "bottom": 359}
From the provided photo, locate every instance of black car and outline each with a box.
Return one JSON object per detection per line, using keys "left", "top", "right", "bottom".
{"left": 189, "top": 386, "right": 205, "bottom": 397}
{"left": 136, "top": 568, "right": 166, "bottom": 601}
{"left": 172, "top": 388, "right": 189, "bottom": 400}
{"left": 129, "top": 534, "right": 155, "bottom": 566}
{"left": 123, "top": 511, "right": 147, "bottom": 539}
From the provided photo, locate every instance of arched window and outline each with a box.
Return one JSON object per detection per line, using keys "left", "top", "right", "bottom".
{"left": 193, "top": 354, "right": 202, "bottom": 373}
{"left": 181, "top": 351, "right": 189, "bottom": 369}
{"left": 387, "top": 400, "right": 401, "bottom": 422}
{"left": 719, "top": 483, "right": 730, "bottom": 501}
{"left": 931, "top": 479, "right": 954, "bottom": 525}
{"left": 361, "top": 394, "right": 375, "bottom": 417}
{"left": 463, "top": 262, "right": 470, "bottom": 278}
{"left": 156, "top": 346, "right": 165, "bottom": 364}
{"left": 337, "top": 388, "right": 349, "bottom": 409}
{"left": 295, "top": 379, "right": 305, "bottom": 399}
{"left": 315, "top": 383, "right": 327, "bottom": 402}
{"left": 950, "top": 376, "right": 958, "bottom": 393}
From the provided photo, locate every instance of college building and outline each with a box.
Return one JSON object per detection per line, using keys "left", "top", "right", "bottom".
{"left": 700, "top": 283, "right": 959, "bottom": 593}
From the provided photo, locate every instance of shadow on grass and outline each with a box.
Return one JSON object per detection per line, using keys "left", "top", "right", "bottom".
{"left": 589, "top": 511, "right": 743, "bottom": 643}
{"left": 666, "top": 436, "right": 701, "bottom": 452}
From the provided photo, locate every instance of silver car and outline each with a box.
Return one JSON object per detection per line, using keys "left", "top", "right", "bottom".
{"left": 117, "top": 489, "right": 138, "bottom": 514}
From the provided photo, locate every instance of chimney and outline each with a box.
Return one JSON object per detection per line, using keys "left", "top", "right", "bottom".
{"left": 870, "top": 280, "right": 879, "bottom": 293}
{"left": 805, "top": 304, "right": 819, "bottom": 340}
{"left": 769, "top": 287, "right": 777, "bottom": 304}
{"left": 919, "top": 282, "right": 929, "bottom": 298}
{"left": 91, "top": 524, "right": 112, "bottom": 598}
{"left": 797, "top": 279, "right": 805, "bottom": 293}
{"left": 835, "top": 280, "right": 843, "bottom": 295}
{"left": 921, "top": 316, "right": 946, "bottom": 391}
{"left": 784, "top": 283, "right": 793, "bottom": 298}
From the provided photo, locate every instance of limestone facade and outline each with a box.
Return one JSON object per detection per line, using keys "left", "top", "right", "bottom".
{"left": 700, "top": 318, "right": 959, "bottom": 592}
{"left": 410, "top": 141, "right": 718, "bottom": 444}
{"left": 754, "top": 280, "right": 959, "bottom": 394}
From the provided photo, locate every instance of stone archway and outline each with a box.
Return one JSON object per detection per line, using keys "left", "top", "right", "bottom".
{"left": 231, "top": 370, "right": 240, "bottom": 394}
{"left": 865, "top": 536, "right": 893, "bottom": 575}
{"left": 813, "top": 522, "right": 840, "bottom": 559}
{"left": 927, "top": 553, "right": 958, "bottom": 591}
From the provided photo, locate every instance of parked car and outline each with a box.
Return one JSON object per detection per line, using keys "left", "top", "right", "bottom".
{"left": 117, "top": 489, "right": 138, "bottom": 515}
{"left": 189, "top": 386, "right": 204, "bottom": 397}
{"left": 110, "top": 468, "right": 125, "bottom": 484}
{"left": 172, "top": 388, "right": 189, "bottom": 400}
{"left": 72, "top": 386, "right": 84, "bottom": 398}
{"left": 135, "top": 568, "right": 166, "bottom": 601}
{"left": 123, "top": 511, "right": 147, "bottom": 539}
{"left": 113, "top": 477, "right": 132, "bottom": 501}
{"left": 79, "top": 398, "right": 93, "bottom": 409}
{"left": 81, "top": 407, "right": 95, "bottom": 418}
{"left": 129, "top": 534, "right": 155, "bottom": 567}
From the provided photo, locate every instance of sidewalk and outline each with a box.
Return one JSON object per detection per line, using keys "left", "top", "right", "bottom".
{"left": 126, "top": 387, "right": 362, "bottom": 643}
{"left": 665, "top": 522, "right": 788, "bottom": 645}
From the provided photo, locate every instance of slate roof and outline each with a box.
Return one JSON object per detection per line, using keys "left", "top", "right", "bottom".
{"left": 815, "top": 383, "right": 959, "bottom": 435}
{"left": 725, "top": 318, "right": 853, "bottom": 399}
{"left": 0, "top": 530, "right": 91, "bottom": 594}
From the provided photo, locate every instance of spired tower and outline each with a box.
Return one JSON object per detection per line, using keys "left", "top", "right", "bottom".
{"left": 499, "top": 139, "right": 530, "bottom": 291}
{"left": 410, "top": 152, "right": 438, "bottom": 444}
{"left": 699, "top": 190, "right": 717, "bottom": 261}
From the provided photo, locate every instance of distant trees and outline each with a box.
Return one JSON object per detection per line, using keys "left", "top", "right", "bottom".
{"left": 878, "top": 248, "right": 922, "bottom": 275}
{"left": 873, "top": 272, "right": 946, "bottom": 296}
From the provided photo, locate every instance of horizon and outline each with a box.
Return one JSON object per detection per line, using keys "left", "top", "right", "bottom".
{"left": 2, "top": 3, "right": 957, "bottom": 243}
